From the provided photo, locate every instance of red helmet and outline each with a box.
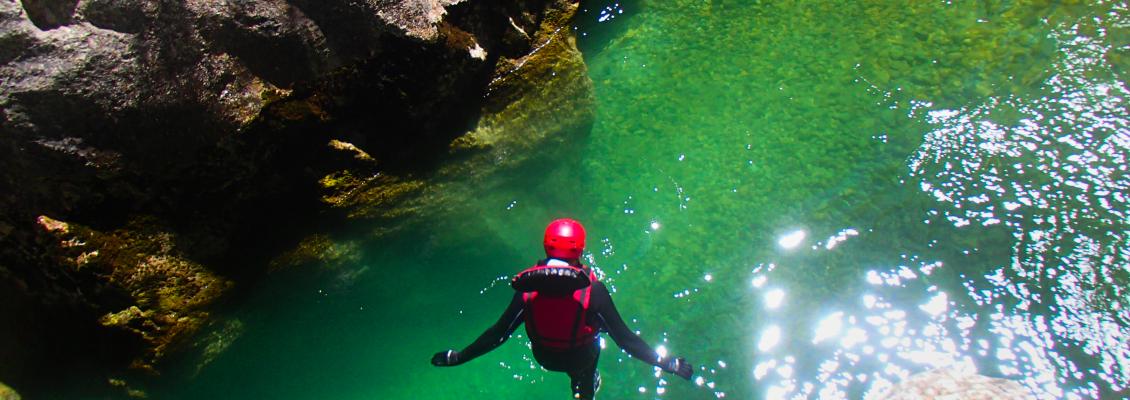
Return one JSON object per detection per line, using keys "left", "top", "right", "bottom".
{"left": 543, "top": 218, "right": 586, "bottom": 259}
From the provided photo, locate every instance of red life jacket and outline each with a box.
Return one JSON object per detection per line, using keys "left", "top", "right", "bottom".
{"left": 520, "top": 264, "right": 599, "bottom": 350}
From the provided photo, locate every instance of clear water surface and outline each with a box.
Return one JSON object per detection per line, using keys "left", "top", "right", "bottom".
{"left": 145, "top": 1, "right": 1127, "bottom": 399}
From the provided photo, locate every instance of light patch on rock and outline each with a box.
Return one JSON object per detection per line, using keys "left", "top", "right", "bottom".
{"left": 0, "top": 380, "right": 20, "bottom": 400}
{"left": 100, "top": 306, "right": 146, "bottom": 328}
{"left": 107, "top": 378, "right": 147, "bottom": 399}
{"left": 375, "top": 0, "right": 467, "bottom": 40}
{"left": 0, "top": 19, "right": 139, "bottom": 108}
{"left": 33, "top": 137, "right": 121, "bottom": 169}
{"left": 36, "top": 215, "right": 69, "bottom": 234}
{"left": 328, "top": 140, "right": 375, "bottom": 162}
{"left": 468, "top": 43, "right": 486, "bottom": 60}
{"left": 207, "top": 53, "right": 287, "bottom": 129}
{"left": 508, "top": 16, "right": 529, "bottom": 39}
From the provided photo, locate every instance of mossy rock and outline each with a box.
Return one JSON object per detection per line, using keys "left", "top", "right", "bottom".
{"left": 318, "top": 170, "right": 427, "bottom": 220}
{"left": 35, "top": 215, "right": 232, "bottom": 373}
{"left": 449, "top": 0, "right": 594, "bottom": 172}
{"left": 313, "top": 0, "right": 593, "bottom": 223}
{"left": 190, "top": 319, "right": 245, "bottom": 376}
{"left": 0, "top": 381, "right": 19, "bottom": 400}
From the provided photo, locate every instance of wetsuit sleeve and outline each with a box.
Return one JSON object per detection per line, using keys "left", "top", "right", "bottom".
{"left": 591, "top": 282, "right": 663, "bottom": 367}
{"left": 457, "top": 291, "right": 525, "bottom": 362}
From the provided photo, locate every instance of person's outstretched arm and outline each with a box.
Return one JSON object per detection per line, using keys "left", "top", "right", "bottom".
{"left": 591, "top": 282, "right": 694, "bottom": 379}
{"left": 431, "top": 292, "right": 525, "bottom": 366}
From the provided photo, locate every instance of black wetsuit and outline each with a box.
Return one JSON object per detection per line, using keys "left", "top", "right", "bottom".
{"left": 456, "top": 266, "right": 664, "bottom": 399}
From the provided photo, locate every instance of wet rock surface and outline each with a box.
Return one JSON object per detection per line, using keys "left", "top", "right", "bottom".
{"left": 0, "top": 0, "right": 593, "bottom": 395}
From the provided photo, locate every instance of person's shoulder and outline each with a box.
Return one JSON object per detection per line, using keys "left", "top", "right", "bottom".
{"left": 590, "top": 280, "right": 612, "bottom": 297}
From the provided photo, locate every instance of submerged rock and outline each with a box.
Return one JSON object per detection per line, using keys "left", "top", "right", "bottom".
{"left": 869, "top": 368, "right": 1033, "bottom": 400}
{"left": 190, "top": 318, "right": 245, "bottom": 376}
{"left": 107, "top": 378, "right": 147, "bottom": 399}
{"left": 269, "top": 234, "right": 362, "bottom": 272}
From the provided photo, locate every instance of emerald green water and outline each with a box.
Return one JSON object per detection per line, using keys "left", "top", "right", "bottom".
{"left": 142, "top": 1, "right": 1128, "bottom": 399}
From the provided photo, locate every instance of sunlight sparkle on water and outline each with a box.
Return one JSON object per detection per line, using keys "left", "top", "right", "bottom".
{"left": 764, "top": 288, "right": 785, "bottom": 309}
{"left": 758, "top": 325, "right": 782, "bottom": 352}
{"left": 814, "top": 312, "right": 844, "bottom": 344}
{"left": 863, "top": 294, "right": 878, "bottom": 308}
{"left": 919, "top": 292, "right": 949, "bottom": 316}
{"left": 778, "top": 230, "right": 806, "bottom": 249}
{"left": 824, "top": 228, "right": 860, "bottom": 250}
{"left": 841, "top": 327, "right": 868, "bottom": 348}
{"left": 754, "top": 360, "right": 777, "bottom": 380}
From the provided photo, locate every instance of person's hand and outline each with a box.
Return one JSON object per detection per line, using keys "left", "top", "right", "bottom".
{"left": 660, "top": 356, "right": 693, "bottom": 380}
{"left": 431, "top": 349, "right": 462, "bottom": 366}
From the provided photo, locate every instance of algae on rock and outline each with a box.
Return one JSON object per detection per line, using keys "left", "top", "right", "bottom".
{"left": 35, "top": 216, "right": 232, "bottom": 373}
{"left": 450, "top": 0, "right": 595, "bottom": 172}
{"left": 0, "top": 381, "right": 19, "bottom": 400}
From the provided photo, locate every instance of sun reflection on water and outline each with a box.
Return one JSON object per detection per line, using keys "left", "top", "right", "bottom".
{"left": 743, "top": 6, "right": 1129, "bottom": 398}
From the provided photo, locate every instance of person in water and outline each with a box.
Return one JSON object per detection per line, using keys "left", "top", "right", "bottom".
{"left": 431, "top": 218, "right": 694, "bottom": 399}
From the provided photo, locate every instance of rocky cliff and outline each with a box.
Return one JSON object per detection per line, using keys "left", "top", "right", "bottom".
{"left": 0, "top": 0, "right": 593, "bottom": 396}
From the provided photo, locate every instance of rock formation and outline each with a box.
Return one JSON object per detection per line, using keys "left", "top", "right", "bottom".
{"left": 0, "top": 0, "right": 593, "bottom": 395}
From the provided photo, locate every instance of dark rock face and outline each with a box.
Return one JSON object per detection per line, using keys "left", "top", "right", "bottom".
{"left": 19, "top": 0, "right": 78, "bottom": 30}
{"left": 75, "top": 0, "right": 149, "bottom": 33}
{"left": 0, "top": 0, "right": 593, "bottom": 395}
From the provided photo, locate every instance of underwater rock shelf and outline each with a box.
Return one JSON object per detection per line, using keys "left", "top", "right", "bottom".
{"left": 0, "top": 0, "right": 593, "bottom": 396}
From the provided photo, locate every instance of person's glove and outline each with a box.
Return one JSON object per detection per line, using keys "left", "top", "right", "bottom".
{"left": 431, "top": 349, "right": 463, "bottom": 366}
{"left": 660, "top": 356, "right": 693, "bottom": 380}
